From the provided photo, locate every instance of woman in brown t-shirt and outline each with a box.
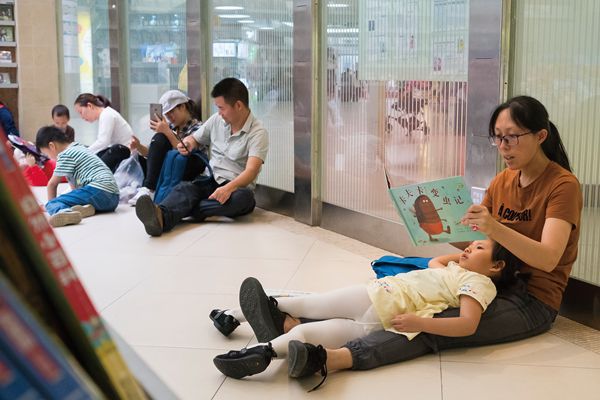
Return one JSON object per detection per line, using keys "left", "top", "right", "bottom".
{"left": 286, "top": 96, "right": 583, "bottom": 374}
{"left": 464, "top": 95, "right": 582, "bottom": 313}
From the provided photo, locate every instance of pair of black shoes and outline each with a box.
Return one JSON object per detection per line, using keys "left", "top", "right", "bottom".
{"left": 211, "top": 277, "right": 328, "bottom": 389}
{"left": 209, "top": 277, "right": 287, "bottom": 341}
{"left": 213, "top": 340, "right": 328, "bottom": 389}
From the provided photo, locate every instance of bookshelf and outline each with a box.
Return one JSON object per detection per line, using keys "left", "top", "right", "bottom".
{"left": 0, "top": 0, "right": 17, "bottom": 125}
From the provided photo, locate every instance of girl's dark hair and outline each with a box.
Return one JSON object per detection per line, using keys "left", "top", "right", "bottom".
{"left": 211, "top": 77, "right": 249, "bottom": 107}
{"left": 490, "top": 241, "right": 529, "bottom": 291}
{"left": 51, "top": 104, "right": 70, "bottom": 119}
{"left": 488, "top": 95, "right": 572, "bottom": 172}
{"left": 178, "top": 99, "right": 201, "bottom": 120}
{"left": 74, "top": 93, "right": 111, "bottom": 108}
{"left": 35, "top": 125, "right": 70, "bottom": 148}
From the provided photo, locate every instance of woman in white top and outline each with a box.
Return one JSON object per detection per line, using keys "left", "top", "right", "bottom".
{"left": 74, "top": 93, "right": 133, "bottom": 172}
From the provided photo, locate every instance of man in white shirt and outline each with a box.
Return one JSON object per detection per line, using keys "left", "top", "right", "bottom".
{"left": 135, "top": 78, "right": 269, "bottom": 237}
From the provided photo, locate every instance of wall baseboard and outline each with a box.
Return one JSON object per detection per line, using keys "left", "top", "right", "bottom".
{"left": 560, "top": 277, "right": 600, "bottom": 330}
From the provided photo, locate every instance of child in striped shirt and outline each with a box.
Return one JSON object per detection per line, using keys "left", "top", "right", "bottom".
{"left": 35, "top": 126, "right": 120, "bottom": 227}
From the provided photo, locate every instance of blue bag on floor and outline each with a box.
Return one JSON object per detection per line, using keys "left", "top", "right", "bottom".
{"left": 371, "top": 256, "right": 431, "bottom": 278}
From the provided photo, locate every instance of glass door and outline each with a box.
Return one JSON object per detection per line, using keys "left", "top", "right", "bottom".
{"left": 322, "top": 0, "right": 470, "bottom": 221}
{"left": 126, "top": 0, "right": 188, "bottom": 144}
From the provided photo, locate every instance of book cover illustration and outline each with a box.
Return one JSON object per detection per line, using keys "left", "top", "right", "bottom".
{"left": 388, "top": 176, "right": 485, "bottom": 246}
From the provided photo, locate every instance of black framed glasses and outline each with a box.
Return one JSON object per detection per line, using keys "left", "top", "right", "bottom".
{"left": 489, "top": 131, "right": 535, "bottom": 146}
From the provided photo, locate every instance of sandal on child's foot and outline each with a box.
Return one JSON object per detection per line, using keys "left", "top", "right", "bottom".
{"left": 209, "top": 309, "right": 240, "bottom": 337}
{"left": 213, "top": 343, "right": 277, "bottom": 379}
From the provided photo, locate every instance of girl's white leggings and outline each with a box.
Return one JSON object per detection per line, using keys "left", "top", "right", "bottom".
{"left": 236, "top": 285, "right": 383, "bottom": 358}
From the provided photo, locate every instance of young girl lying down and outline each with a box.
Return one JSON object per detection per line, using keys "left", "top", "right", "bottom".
{"left": 212, "top": 239, "right": 523, "bottom": 390}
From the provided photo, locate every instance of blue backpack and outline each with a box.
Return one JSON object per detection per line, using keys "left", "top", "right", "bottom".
{"left": 371, "top": 256, "right": 431, "bottom": 278}
{"left": 153, "top": 149, "right": 212, "bottom": 204}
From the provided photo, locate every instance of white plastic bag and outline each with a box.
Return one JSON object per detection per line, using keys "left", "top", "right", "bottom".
{"left": 114, "top": 151, "right": 144, "bottom": 203}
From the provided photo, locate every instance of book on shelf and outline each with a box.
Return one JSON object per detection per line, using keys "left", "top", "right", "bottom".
{"left": 0, "top": 348, "right": 45, "bottom": 400}
{"left": 0, "top": 134, "right": 147, "bottom": 399}
{"left": 386, "top": 174, "right": 485, "bottom": 246}
{"left": 0, "top": 26, "right": 13, "bottom": 42}
{"left": 0, "top": 50, "right": 12, "bottom": 63}
{"left": 0, "top": 72, "right": 10, "bottom": 85}
{"left": 0, "top": 273, "right": 102, "bottom": 399}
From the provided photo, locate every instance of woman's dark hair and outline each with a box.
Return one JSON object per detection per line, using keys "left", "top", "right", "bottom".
{"left": 176, "top": 99, "right": 201, "bottom": 120}
{"left": 211, "top": 77, "right": 249, "bottom": 108}
{"left": 488, "top": 95, "right": 572, "bottom": 172}
{"left": 35, "top": 125, "right": 70, "bottom": 148}
{"left": 490, "top": 241, "right": 529, "bottom": 291}
{"left": 74, "top": 93, "right": 111, "bottom": 108}
{"left": 51, "top": 104, "right": 70, "bottom": 119}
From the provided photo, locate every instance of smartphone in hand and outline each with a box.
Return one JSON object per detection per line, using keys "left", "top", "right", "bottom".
{"left": 149, "top": 103, "right": 163, "bottom": 122}
{"left": 173, "top": 132, "right": 191, "bottom": 154}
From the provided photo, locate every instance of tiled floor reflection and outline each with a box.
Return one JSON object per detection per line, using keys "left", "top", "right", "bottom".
{"left": 39, "top": 189, "right": 599, "bottom": 399}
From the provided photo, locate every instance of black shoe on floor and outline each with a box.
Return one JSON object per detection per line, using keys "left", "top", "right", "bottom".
{"left": 135, "top": 195, "right": 163, "bottom": 237}
{"left": 288, "top": 340, "right": 328, "bottom": 392}
{"left": 209, "top": 309, "right": 240, "bottom": 337}
{"left": 239, "top": 277, "right": 287, "bottom": 343}
{"left": 213, "top": 343, "right": 277, "bottom": 379}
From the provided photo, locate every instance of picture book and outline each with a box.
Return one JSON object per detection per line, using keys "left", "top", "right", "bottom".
{"left": 7, "top": 134, "right": 49, "bottom": 163}
{"left": 387, "top": 175, "right": 485, "bottom": 246}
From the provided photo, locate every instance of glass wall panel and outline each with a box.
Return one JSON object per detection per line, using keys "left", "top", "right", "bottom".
{"left": 209, "top": 0, "right": 294, "bottom": 193}
{"left": 510, "top": 0, "right": 600, "bottom": 285}
{"left": 59, "top": 0, "right": 112, "bottom": 145}
{"left": 126, "top": 0, "right": 188, "bottom": 145}
{"left": 323, "top": 0, "right": 469, "bottom": 221}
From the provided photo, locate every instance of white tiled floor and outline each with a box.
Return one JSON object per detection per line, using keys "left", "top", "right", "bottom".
{"left": 47, "top": 197, "right": 600, "bottom": 400}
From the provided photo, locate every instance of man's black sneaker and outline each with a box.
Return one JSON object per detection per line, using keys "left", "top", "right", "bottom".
{"left": 135, "top": 194, "right": 164, "bottom": 237}
{"left": 213, "top": 343, "right": 277, "bottom": 379}
{"left": 209, "top": 309, "right": 240, "bottom": 337}
{"left": 239, "top": 277, "right": 287, "bottom": 342}
{"left": 288, "top": 340, "right": 328, "bottom": 392}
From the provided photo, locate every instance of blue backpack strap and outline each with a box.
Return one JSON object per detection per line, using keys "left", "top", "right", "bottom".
{"left": 190, "top": 149, "right": 212, "bottom": 177}
{"left": 371, "top": 256, "right": 432, "bottom": 278}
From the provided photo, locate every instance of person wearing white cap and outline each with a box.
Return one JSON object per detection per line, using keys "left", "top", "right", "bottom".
{"left": 128, "top": 89, "right": 206, "bottom": 206}
{"left": 135, "top": 77, "right": 269, "bottom": 237}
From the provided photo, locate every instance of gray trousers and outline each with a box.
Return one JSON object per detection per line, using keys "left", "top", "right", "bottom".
{"left": 344, "top": 285, "right": 557, "bottom": 370}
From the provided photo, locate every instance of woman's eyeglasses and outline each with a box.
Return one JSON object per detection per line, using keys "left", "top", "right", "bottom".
{"left": 489, "top": 131, "right": 534, "bottom": 146}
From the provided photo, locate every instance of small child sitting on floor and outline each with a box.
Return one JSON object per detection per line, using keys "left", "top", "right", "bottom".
{"left": 7, "top": 134, "right": 57, "bottom": 186}
{"left": 36, "top": 126, "right": 120, "bottom": 227}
